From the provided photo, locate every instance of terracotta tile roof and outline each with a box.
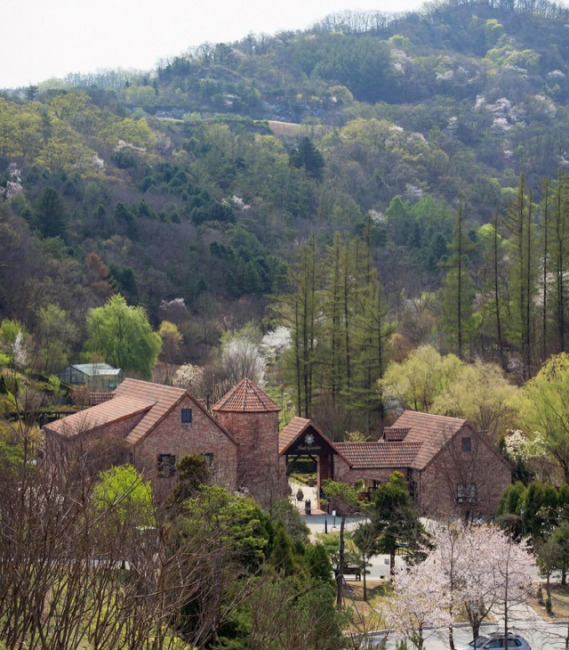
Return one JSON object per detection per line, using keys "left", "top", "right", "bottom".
{"left": 114, "top": 379, "right": 189, "bottom": 444}
{"left": 116, "top": 379, "right": 237, "bottom": 445}
{"left": 44, "top": 394, "right": 154, "bottom": 438}
{"left": 279, "top": 416, "right": 311, "bottom": 454}
{"left": 89, "top": 392, "right": 115, "bottom": 406}
{"left": 335, "top": 441, "right": 423, "bottom": 469}
{"left": 213, "top": 378, "right": 281, "bottom": 413}
{"left": 383, "top": 427, "right": 410, "bottom": 441}
{"left": 45, "top": 378, "right": 238, "bottom": 446}
{"left": 391, "top": 411, "right": 467, "bottom": 470}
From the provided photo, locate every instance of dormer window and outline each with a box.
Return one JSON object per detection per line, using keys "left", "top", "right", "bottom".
{"left": 181, "top": 408, "right": 193, "bottom": 424}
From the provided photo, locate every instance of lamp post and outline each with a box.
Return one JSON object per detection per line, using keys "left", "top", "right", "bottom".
{"left": 332, "top": 509, "right": 337, "bottom": 528}
{"left": 520, "top": 507, "right": 525, "bottom": 538}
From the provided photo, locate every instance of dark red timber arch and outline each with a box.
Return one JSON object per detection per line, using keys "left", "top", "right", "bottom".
{"left": 279, "top": 417, "right": 346, "bottom": 509}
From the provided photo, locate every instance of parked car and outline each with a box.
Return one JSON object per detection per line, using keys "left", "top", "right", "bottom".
{"left": 458, "top": 632, "right": 531, "bottom": 649}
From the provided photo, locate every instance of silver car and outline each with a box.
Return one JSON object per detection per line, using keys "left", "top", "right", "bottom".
{"left": 458, "top": 633, "right": 531, "bottom": 650}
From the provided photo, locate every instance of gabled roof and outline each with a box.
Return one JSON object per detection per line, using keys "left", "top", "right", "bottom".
{"left": 385, "top": 411, "right": 468, "bottom": 470}
{"left": 44, "top": 394, "right": 154, "bottom": 438}
{"left": 277, "top": 411, "right": 479, "bottom": 473}
{"left": 279, "top": 416, "right": 311, "bottom": 454}
{"left": 279, "top": 416, "right": 351, "bottom": 464}
{"left": 44, "top": 378, "right": 237, "bottom": 446}
{"left": 335, "top": 441, "right": 423, "bottom": 469}
{"left": 213, "top": 378, "right": 281, "bottom": 413}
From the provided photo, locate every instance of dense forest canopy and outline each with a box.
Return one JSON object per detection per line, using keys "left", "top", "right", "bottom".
{"left": 2, "top": 0, "right": 569, "bottom": 432}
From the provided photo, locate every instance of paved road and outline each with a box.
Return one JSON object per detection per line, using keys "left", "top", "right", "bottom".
{"left": 366, "top": 603, "right": 569, "bottom": 649}
{"left": 370, "top": 621, "right": 569, "bottom": 649}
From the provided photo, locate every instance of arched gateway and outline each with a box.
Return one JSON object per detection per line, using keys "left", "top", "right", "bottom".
{"left": 279, "top": 417, "right": 342, "bottom": 509}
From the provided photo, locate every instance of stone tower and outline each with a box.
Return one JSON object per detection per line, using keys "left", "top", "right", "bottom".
{"left": 212, "top": 379, "right": 285, "bottom": 504}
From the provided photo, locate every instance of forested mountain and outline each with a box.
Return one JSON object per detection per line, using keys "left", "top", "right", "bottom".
{"left": 2, "top": 0, "right": 569, "bottom": 430}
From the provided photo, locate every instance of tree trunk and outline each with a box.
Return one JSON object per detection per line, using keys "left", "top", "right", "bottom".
{"left": 362, "top": 554, "right": 368, "bottom": 602}
{"left": 493, "top": 212, "right": 506, "bottom": 370}
{"left": 448, "top": 623, "right": 455, "bottom": 650}
{"left": 336, "top": 515, "right": 346, "bottom": 609}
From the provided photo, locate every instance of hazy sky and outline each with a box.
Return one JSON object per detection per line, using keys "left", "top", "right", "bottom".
{"left": 1, "top": 0, "right": 429, "bottom": 89}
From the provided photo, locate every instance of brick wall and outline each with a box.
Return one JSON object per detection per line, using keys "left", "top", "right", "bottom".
{"left": 214, "top": 410, "right": 285, "bottom": 504}
{"left": 134, "top": 395, "right": 237, "bottom": 494}
{"left": 418, "top": 428, "right": 511, "bottom": 518}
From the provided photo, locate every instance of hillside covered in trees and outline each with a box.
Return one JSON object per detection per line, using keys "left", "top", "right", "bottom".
{"left": 2, "top": 0, "right": 569, "bottom": 431}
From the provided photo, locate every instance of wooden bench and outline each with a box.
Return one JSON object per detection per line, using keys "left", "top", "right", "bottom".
{"left": 335, "top": 566, "right": 361, "bottom": 581}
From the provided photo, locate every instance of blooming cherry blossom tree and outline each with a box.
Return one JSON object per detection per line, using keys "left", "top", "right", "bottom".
{"left": 382, "top": 557, "right": 452, "bottom": 650}
{"left": 426, "top": 523, "right": 535, "bottom": 648}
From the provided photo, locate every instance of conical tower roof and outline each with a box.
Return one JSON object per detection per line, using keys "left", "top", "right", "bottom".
{"left": 212, "top": 378, "right": 281, "bottom": 413}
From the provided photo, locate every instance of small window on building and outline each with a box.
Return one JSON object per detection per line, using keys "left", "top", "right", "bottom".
{"left": 409, "top": 480, "right": 418, "bottom": 502}
{"left": 462, "top": 436, "right": 472, "bottom": 452}
{"left": 202, "top": 452, "right": 214, "bottom": 467}
{"left": 457, "top": 483, "right": 477, "bottom": 504}
{"left": 157, "top": 453, "right": 176, "bottom": 478}
{"left": 181, "top": 408, "right": 193, "bottom": 424}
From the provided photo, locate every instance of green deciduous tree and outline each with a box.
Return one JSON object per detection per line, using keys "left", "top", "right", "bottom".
{"left": 514, "top": 352, "right": 569, "bottom": 480}
{"left": 93, "top": 464, "right": 155, "bottom": 529}
{"left": 430, "top": 360, "right": 517, "bottom": 442}
{"left": 281, "top": 237, "right": 323, "bottom": 418}
{"left": 380, "top": 346, "right": 462, "bottom": 412}
{"left": 36, "top": 303, "right": 78, "bottom": 374}
{"left": 84, "top": 294, "right": 161, "bottom": 379}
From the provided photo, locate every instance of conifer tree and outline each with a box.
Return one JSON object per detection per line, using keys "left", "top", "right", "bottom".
{"left": 282, "top": 237, "right": 322, "bottom": 418}
{"left": 550, "top": 171, "right": 569, "bottom": 354}
{"left": 441, "top": 195, "right": 476, "bottom": 360}
{"left": 503, "top": 174, "right": 536, "bottom": 378}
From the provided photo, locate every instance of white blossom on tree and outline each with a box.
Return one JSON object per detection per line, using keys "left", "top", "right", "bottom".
{"left": 504, "top": 429, "right": 551, "bottom": 480}
{"left": 173, "top": 363, "right": 204, "bottom": 391}
{"left": 381, "top": 558, "right": 452, "bottom": 650}
{"left": 221, "top": 337, "right": 265, "bottom": 385}
{"left": 261, "top": 326, "right": 291, "bottom": 359}
{"left": 424, "top": 523, "right": 535, "bottom": 645}
{"left": 218, "top": 323, "right": 266, "bottom": 385}
{"left": 13, "top": 330, "right": 29, "bottom": 368}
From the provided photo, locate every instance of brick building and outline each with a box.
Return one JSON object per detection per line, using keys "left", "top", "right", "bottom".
{"left": 280, "top": 410, "right": 511, "bottom": 518}
{"left": 44, "top": 378, "right": 511, "bottom": 515}
{"left": 44, "top": 377, "right": 289, "bottom": 504}
{"left": 212, "top": 378, "right": 287, "bottom": 503}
